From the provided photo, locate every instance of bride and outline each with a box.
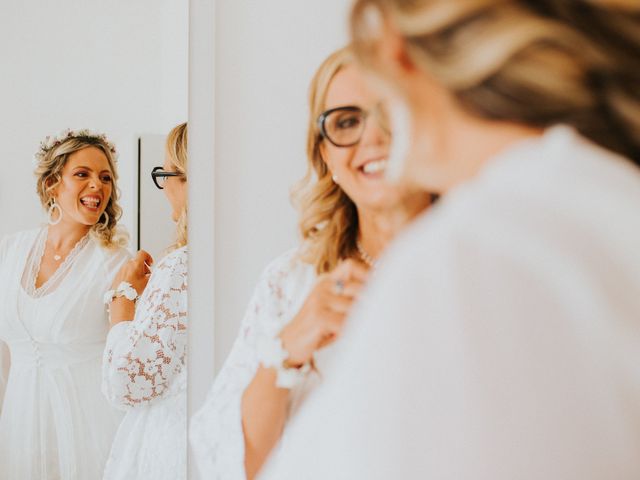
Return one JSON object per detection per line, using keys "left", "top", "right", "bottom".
{"left": 0, "top": 129, "right": 130, "bottom": 479}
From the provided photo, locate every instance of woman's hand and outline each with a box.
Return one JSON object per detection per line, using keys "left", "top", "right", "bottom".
{"left": 278, "top": 259, "right": 369, "bottom": 367}
{"left": 111, "top": 250, "right": 154, "bottom": 294}
{"left": 108, "top": 250, "right": 154, "bottom": 325}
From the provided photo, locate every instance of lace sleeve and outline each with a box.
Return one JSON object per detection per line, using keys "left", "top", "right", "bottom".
{"left": 102, "top": 249, "right": 188, "bottom": 409}
{"left": 190, "top": 251, "right": 305, "bottom": 480}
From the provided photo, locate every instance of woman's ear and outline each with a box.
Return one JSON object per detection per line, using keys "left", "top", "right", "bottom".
{"left": 319, "top": 142, "right": 334, "bottom": 176}
{"left": 380, "top": 20, "right": 417, "bottom": 75}
{"left": 45, "top": 179, "right": 58, "bottom": 203}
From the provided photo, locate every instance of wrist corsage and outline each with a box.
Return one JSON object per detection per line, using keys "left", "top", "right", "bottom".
{"left": 256, "top": 335, "right": 311, "bottom": 389}
{"left": 103, "top": 281, "right": 140, "bottom": 305}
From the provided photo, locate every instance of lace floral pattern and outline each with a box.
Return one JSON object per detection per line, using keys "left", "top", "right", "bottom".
{"left": 190, "top": 249, "right": 317, "bottom": 480}
{"left": 102, "top": 247, "right": 188, "bottom": 408}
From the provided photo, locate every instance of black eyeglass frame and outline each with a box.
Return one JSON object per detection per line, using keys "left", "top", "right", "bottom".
{"left": 151, "top": 166, "right": 184, "bottom": 190}
{"left": 316, "top": 105, "right": 366, "bottom": 148}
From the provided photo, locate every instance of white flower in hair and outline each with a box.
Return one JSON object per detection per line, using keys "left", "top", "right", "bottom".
{"left": 33, "top": 128, "right": 119, "bottom": 167}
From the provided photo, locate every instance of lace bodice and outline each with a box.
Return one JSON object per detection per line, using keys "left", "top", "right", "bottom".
{"left": 0, "top": 228, "right": 130, "bottom": 480}
{"left": 190, "top": 249, "right": 318, "bottom": 480}
{"left": 20, "top": 227, "right": 91, "bottom": 299}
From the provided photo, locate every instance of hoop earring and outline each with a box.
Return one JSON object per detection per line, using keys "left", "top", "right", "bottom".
{"left": 100, "top": 211, "right": 110, "bottom": 229}
{"left": 47, "top": 200, "right": 62, "bottom": 225}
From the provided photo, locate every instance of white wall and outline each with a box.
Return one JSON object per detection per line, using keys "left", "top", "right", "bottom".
{"left": 187, "top": 2, "right": 216, "bottom": 475}
{"left": 0, "top": 0, "right": 188, "bottom": 244}
{"left": 213, "top": 1, "right": 351, "bottom": 370}
{"left": 139, "top": 134, "right": 176, "bottom": 259}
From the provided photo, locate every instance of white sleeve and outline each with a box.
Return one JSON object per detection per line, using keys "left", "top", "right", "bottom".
{"left": 268, "top": 225, "right": 640, "bottom": 479}
{"left": 102, "top": 250, "right": 188, "bottom": 408}
{"left": 190, "top": 254, "right": 299, "bottom": 480}
{"left": 0, "top": 340, "right": 9, "bottom": 415}
{"left": 102, "top": 245, "right": 133, "bottom": 284}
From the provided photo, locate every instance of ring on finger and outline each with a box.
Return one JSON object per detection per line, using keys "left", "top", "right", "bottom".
{"left": 333, "top": 279, "right": 345, "bottom": 296}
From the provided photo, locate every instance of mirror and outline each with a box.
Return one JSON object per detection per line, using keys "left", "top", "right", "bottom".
{"left": 0, "top": 1, "right": 187, "bottom": 252}
{"left": 210, "top": 1, "right": 351, "bottom": 372}
{"left": 0, "top": 1, "right": 187, "bottom": 478}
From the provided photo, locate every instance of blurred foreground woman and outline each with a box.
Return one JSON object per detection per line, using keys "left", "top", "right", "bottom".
{"left": 270, "top": 1, "right": 640, "bottom": 479}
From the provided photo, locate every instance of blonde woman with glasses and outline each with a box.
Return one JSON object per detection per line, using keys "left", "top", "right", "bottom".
{"left": 190, "top": 47, "right": 431, "bottom": 479}
{"left": 0, "top": 130, "right": 130, "bottom": 479}
{"left": 270, "top": 1, "right": 640, "bottom": 479}
{"left": 102, "top": 123, "right": 188, "bottom": 480}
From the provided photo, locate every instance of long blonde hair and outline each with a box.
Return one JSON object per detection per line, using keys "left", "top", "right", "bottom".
{"left": 35, "top": 136, "right": 127, "bottom": 249}
{"left": 291, "top": 47, "right": 361, "bottom": 275}
{"left": 350, "top": 0, "right": 640, "bottom": 165}
{"left": 166, "top": 122, "right": 188, "bottom": 251}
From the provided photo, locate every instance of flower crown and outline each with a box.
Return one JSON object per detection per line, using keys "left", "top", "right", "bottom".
{"left": 33, "top": 128, "right": 119, "bottom": 166}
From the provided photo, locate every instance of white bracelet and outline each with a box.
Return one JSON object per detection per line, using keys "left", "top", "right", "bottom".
{"left": 256, "top": 335, "right": 311, "bottom": 389}
{"left": 103, "top": 281, "right": 139, "bottom": 305}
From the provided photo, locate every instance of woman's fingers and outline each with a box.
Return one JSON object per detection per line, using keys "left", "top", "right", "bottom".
{"left": 111, "top": 251, "right": 154, "bottom": 293}
{"left": 280, "top": 258, "right": 372, "bottom": 363}
{"left": 332, "top": 258, "right": 369, "bottom": 284}
{"left": 324, "top": 294, "right": 354, "bottom": 315}
{"left": 135, "top": 249, "right": 153, "bottom": 263}
{"left": 134, "top": 250, "right": 154, "bottom": 273}
{"left": 328, "top": 278, "right": 364, "bottom": 299}
{"left": 317, "top": 313, "right": 347, "bottom": 348}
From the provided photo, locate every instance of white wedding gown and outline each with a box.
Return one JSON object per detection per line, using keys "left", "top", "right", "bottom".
{"left": 102, "top": 246, "right": 188, "bottom": 480}
{"left": 0, "top": 227, "right": 130, "bottom": 480}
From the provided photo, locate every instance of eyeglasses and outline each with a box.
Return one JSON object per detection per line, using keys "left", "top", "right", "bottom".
{"left": 316, "top": 104, "right": 390, "bottom": 148}
{"left": 151, "top": 166, "right": 184, "bottom": 190}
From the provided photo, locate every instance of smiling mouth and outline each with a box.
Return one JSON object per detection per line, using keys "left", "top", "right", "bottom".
{"left": 80, "top": 196, "right": 102, "bottom": 211}
{"left": 360, "top": 159, "right": 388, "bottom": 175}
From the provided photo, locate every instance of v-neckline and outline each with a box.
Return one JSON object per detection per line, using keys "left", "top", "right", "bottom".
{"left": 26, "top": 227, "right": 91, "bottom": 298}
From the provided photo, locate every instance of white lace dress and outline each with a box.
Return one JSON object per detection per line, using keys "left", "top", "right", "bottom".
{"left": 190, "top": 249, "right": 330, "bottom": 479}
{"left": 0, "top": 227, "right": 130, "bottom": 480}
{"left": 102, "top": 246, "right": 188, "bottom": 480}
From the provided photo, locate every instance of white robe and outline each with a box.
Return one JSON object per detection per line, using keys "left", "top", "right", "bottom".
{"left": 0, "top": 228, "right": 130, "bottom": 480}
{"left": 102, "top": 246, "right": 188, "bottom": 480}
{"left": 266, "top": 126, "right": 640, "bottom": 479}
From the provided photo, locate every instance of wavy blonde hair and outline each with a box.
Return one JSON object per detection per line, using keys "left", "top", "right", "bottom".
{"left": 291, "top": 46, "right": 363, "bottom": 275}
{"left": 350, "top": 0, "right": 640, "bottom": 165}
{"left": 35, "top": 136, "right": 127, "bottom": 249}
{"left": 166, "top": 122, "right": 188, "bottom": 251}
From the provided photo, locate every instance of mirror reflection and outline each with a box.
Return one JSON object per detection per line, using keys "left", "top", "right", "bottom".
{"left": 188, "top": 0, "right": 640, "bottom": 479}
{"left": 0, "top": 2, "right": 187, "bottom": 478}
